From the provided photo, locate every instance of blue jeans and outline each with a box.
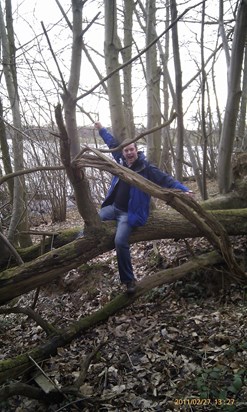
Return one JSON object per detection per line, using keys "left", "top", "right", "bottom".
{"left": 99, "top": 205, "right": 135, "bottom": 284}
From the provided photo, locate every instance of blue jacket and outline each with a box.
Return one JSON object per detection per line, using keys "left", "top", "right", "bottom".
{"left": 99, "top": 127, "right": 189, "bottom": 227}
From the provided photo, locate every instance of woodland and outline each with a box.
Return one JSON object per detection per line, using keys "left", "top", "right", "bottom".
{"left": 0, "top": 0, "right": 247, "bottom": 411}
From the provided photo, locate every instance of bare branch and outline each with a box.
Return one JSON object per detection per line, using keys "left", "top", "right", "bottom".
{"left": 76, "top": 1, "right": 206, "bottom": 100}
{"left": 73, "top": 112, "right": 177, "bottom": 162}
{"left": 0, "top": 166, "right": 64, "bottom": 186}
{"left": 0, "top": 306, "right": 58, "bottom": 336}
{"left": 41, "top": 21, "right": 67, "bottom": 92}
{"left": 0, "top": 232, "right": 23, "bottom": 265}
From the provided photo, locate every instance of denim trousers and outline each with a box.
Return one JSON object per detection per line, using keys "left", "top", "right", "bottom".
{"left": 99, "top": 205, "right": 135, "bottom": 284}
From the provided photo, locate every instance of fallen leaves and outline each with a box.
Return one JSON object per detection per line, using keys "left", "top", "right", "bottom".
{"left": 0, "top": 231, "right": 246, "bottom": 411}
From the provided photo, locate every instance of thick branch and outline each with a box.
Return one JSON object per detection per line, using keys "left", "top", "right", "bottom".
{"left": 74, "top": 147, "right": 247, "bottom": 283}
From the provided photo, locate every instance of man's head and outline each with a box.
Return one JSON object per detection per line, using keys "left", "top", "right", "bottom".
{"left": 122, "top": 143, "right": 138, "bottom": 166}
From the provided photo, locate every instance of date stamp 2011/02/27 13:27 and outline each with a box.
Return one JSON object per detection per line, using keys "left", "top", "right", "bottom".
{"left": 174, "top": 398, "right": 235, "bottom": 407}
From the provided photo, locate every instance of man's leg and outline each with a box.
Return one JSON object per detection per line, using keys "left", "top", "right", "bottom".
{"left": 77, "top": 205, "right": 115, "bottom": 239}
{"left": 99, "top": 205, "right": 115, "bottom": 221}
{"left": 115, "top": 210, "right": 136, "bottom": 288}
{"left": 100, "top": 206, "right": 136, "bottom": 293}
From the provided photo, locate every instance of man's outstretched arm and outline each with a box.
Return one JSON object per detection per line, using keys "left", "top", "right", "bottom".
{"left": 95, "top": 122, "right": 122, "bottom": 162}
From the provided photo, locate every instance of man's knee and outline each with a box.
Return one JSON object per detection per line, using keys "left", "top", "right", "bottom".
{"left": 115, "top": 235, "right": 128, "bottom": 249}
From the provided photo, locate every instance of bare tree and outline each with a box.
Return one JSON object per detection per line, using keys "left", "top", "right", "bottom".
{"left": 121, "top": 0, "right": 135, "bottom": 138}
{"left": 0, "top": 0, "right": 31, "bottom": 247}
{"left": 218, "top": 0, "right": 247, "bottom": 193}
{"left": 0, "top": 98, "right": 13, "bottom": 197}
{"left": 236, "top": 42, "right": 247, "bottom": 151}
{"left": 54, "top": 0, "right": 100, "bottom": 228}
{"left": 145, "top": 0, "right": 161, "bottom": 166}
{"left": 170, "top": 0, "right": 184, "bottom": 181}
{"left": 104, "top": 0, "right": 127, "bottom": 140}
{"left": 159, "top": 0, "right": 173, "bottom": 174}
{"left": 200, "top": 0, "right": 208, "bottom": 200}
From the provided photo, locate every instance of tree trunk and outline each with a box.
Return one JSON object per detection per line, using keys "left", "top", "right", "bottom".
{"left": 218, "top": 1, "right": 247, "bottom": 193}
{"left": 146, "top": 0, "right": 161, "bottom": 166}
{"left": 159, "top": 0, "right": 172, "bottom": 174}
{"left": 200, "top": 1, "right": 209, "bottom": 200}
{"left": 236, "top": 42, "right": 247, "bottom": 151}
{"left": 122, "top": 0, "right": 135, "bottom": 139}
{"left": 0, "top": 0, "right": 31, "bottom": 247}
{"left": 185, "top": 132, "right": 203, "bottom": 197}
{"left": 0, "top": 98, "right": 14, "bottom": 198}
{"left": 1, "top": 206, "right": 246, "bottom": 271}
{"left": 170, "top": 0, "right": 184, "bottom": 181}
{"left": 0, "top": 208, "right": 247, "bottom": 306}
{"left": 104, "top": 0, "right": 127, "bottom": 141}
{"left": 55, "top": 1, "right": 100, "bottom": 229}
{"left": 55, "top": 105, "right": 100, "bottom": 228}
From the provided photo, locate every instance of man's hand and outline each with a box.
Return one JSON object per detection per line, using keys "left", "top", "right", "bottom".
{"left": 186, "top": 190, "right": 195, "bottom": 198}
{"left": 95, "top": 121, "right": 103, "bottom": 130}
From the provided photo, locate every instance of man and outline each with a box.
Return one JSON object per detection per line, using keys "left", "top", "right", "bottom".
{"left": 95, "top": 121, "right": 193, "bottom": 295}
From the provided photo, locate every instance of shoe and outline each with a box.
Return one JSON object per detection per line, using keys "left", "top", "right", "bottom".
{"left": 126, "top": 280, "right": 137, "bottom": 295}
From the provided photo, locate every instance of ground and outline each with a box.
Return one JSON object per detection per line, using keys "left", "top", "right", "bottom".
{"left": 0, "top": 183, "right": 247, "bottom": 412}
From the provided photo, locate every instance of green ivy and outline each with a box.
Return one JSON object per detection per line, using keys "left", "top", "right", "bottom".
{"left": 191, "top": 365, "right": 246, "bottom": 410}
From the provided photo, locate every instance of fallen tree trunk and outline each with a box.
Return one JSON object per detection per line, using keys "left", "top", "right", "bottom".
{"left": 0, "top": 251, "right": 224, "bottom": 386}
{"left": 1, "top": 208, "right": 247, "bottom": 270}
{"left": 0, "top": 209, "right": 247, "bottom": 305}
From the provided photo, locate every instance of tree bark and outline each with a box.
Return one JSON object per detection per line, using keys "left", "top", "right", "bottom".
{"left": 0, "top": 98, "right": 14, "bottom": 198}
{"left": 170, "top": 0, "right": 184, "bottom": 181}
{"left": 218, "top": 1, "right": 247, "bottom": 193}
{"left": 55, "top": 104, "right": 100, "bottom": 228}
{"left": 236, "top": 42, "right": 247, "bottom": 151}
{"left": 0, "top": 0, "right": 31, "bottom": 247}
{"left": 146, "top": 0, "right": 161, "bottom": 166}
{"left": 104, "top": 0, "right": 127, "bottom": 140}
{"left": 122, "top": 0, "right": 135, "bottom": 138}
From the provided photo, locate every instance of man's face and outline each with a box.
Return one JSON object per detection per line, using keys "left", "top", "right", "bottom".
{"left": 122, "top": 144, "right": 138, "bottom": 166}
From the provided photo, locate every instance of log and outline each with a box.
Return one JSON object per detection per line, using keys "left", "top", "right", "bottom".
{"left": 1, "top": 208, "right": 247, "bottom": 270}
{"left": 0, "top": 209, "right": 247, "bottom": 306}
{"left": 0, "top": 251, "right": 223, "bottom": 386}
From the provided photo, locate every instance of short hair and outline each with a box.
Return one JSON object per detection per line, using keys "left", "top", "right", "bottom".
{"left": 122, "top": 142, "right": 137, "bottom": 151}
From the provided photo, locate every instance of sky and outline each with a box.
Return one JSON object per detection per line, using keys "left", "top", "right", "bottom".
{"left": 6, "top": 0, "right": 231, "bottom": 130}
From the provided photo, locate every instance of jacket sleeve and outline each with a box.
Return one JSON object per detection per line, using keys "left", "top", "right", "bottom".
{"left": 147, "top": 164, "right": 189, "bottom": 192}
{"left": 99, "top": 128, "right": 122, "bottom": 163}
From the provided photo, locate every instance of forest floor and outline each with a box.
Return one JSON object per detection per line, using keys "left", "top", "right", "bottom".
{"left": 0, "top": 181, "right": 247, "bottom": 412}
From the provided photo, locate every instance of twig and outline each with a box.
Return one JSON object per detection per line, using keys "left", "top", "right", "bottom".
{"left": 125, "top": 351, "right": 135, "bottom": 369}
{"left": 41, "top": 21, "right": 67, "bottom": 92}
{"left": 28, "top": 355, "right": 82, "bottom": 411}
{"left": 0, "top": 306, "right": 58, "bottom": 336}
{"left": 74, "top": 338, "right": 108, "bottom": 388}
{"left": 29, "top": 355, "right": 60, "bottom": 391}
